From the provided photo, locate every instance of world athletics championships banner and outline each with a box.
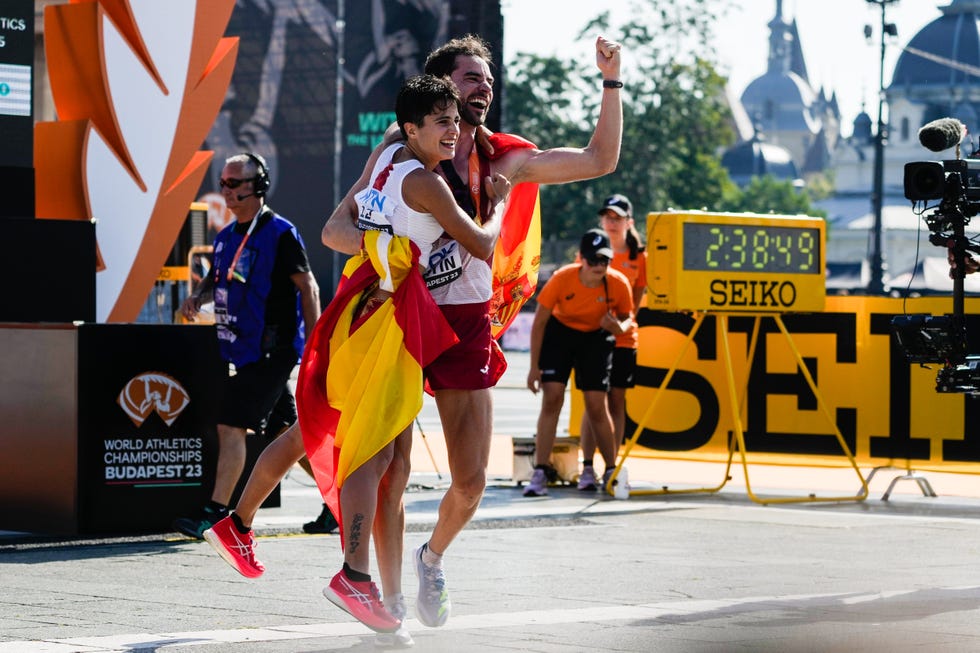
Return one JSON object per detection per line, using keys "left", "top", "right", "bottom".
{"left": 569, "top": 296, "right": 980, "bottom": 472}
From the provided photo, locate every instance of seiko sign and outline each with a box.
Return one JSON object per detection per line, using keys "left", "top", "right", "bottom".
{"left": 708, "top": 280, "right": 798, "bottom": 309}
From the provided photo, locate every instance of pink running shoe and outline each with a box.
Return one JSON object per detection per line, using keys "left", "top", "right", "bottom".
{"left": 203, "top": 515, "right": 265, "bottom": 579}
{"left": 322, "top": 569, "right": 401, "bottom": 633}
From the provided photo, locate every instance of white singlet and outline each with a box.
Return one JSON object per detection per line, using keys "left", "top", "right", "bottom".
{"left": 354, "top": 143, "right": 445, "bottom": 272}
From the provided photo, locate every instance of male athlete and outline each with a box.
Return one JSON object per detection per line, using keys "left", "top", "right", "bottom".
{"left": 322, "top": 33, "right": 623, "bottom": 629}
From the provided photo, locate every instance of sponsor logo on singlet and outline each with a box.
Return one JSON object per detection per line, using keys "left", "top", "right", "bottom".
{"left": 424, "top": 240, "right": 463, "bottom": 289}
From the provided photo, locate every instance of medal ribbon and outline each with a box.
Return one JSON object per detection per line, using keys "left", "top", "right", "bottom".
{"left": 467, "top": 144, "right": 482, "bottom": 225}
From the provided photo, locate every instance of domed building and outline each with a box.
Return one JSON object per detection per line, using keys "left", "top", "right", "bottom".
{"left": 891, "top": 0, "right": 980, "bottom": 138}
{"left": 731, "top": 0, "right": 980, "bottom": 198}
{"left": 829, "top": 0, "right": 980, "bottom": 284}
{"left": 723, "top": 0, "right": 841, "bottom": 188}
{"left": 721, "top": 130, "right": 801, "bottom": 188}
{"left": 839, "top": 0, "right": 980, "bottom": 197}
{"left": 726, "top": 0, "right": 980, "bottom": 290}
{"left": 851, "top": 109, "right": 873, "bottom": 145}
{"left": 738, "top": 0, "right": 819, "bottom": 168}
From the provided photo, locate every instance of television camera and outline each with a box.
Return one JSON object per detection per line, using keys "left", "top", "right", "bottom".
{"left": 895, "top": 118, "right": 980, "bottom": 393}
{"left": 903, "top": 157, "right": 980, "bottom": 239}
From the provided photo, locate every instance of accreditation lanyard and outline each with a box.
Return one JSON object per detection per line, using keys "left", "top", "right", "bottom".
{"left": 226, "top": 212, "right": 260, "bottom": 283}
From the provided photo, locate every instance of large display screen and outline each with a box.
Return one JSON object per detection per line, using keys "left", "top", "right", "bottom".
{"left": 646, "top": 211, "right": 827, "bottom": 313}
{"left": 683, "top": 223, "right": 822, "bottom": 274}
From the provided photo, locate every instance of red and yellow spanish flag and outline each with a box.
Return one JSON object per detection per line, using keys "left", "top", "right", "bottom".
{"left": 297, "top": 231, "right": 458, "bottom": 542}
{"left": 484, "top": 134, "right": 541, "bottom": 339}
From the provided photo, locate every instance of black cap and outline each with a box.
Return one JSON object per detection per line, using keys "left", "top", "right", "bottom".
{"left": 598, "top": 193, "right": 632, "bottom": 217}
{"left": 580, "top": 228, "right": 613, "bottom": 260}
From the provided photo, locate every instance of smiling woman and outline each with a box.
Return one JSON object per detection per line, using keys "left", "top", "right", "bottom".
{"left": 289, "top": 72, "right": 511, "bottom": 635}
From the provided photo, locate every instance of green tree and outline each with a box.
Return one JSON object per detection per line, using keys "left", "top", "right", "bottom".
{"left": 720, "top": 175, "right": 828, "bottom": 217}
{"left": 502, "top": 0, "right": 825, "bottom": 260}
{"left": 502, "top": 53, "right": 593, "bottom": 238}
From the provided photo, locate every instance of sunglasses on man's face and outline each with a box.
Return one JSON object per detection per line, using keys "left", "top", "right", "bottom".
{"left": 585, "top": 256, "right": 610, "bottom": 267}
{"left": 219, "top": 176, "right": 256, "bottom": 190}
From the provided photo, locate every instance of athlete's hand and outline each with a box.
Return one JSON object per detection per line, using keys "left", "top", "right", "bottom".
{"left": 595, "top": 36, "right": 622, "bottom": 79}
{"left": 486, "top": 172, "right": 512, "bottom": 204}
{"left": 599, "top": 311, "right": 620, "bottom": 334}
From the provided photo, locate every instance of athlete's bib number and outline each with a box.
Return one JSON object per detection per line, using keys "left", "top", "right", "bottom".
{"left": 355, "top": 188, "right": 395, "bottom": 234}
{"left": 424, "top": 240, "right": 463, "bottom": 289}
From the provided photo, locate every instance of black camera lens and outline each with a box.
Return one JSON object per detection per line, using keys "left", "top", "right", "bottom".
{"left": 904, "top": 161, "right": 946, "bottom": 200}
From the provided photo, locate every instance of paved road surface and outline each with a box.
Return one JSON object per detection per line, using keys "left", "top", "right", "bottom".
{"left": 4, "top": 352, "right": 980, "bottom": 652}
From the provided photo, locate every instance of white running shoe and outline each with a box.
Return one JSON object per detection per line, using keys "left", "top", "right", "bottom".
{"left": 414, "top": 545, "right": 450, "bottom": 627}
{"left": 375, "top": 593, "right": 414, "bottom": 648}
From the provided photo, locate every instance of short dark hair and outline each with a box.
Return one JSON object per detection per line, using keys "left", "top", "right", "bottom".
{"left": 395, "top": 75, "right": 461, "bottom": 139}
{"left": 424, "top": 34, "right": 492, "bottom": 77}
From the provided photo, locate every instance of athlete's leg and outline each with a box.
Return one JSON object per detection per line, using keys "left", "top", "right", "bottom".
{"left": 211, "top": 423, "right": 248, "bottom": 506}
{"left": 374, "top": 424, "right": 413, "bottom": 595}
{"left": 234, "top": 421, "right": 306, "bottom": 526}
{"left": 427, "top": 388, "right": 492, "bottom": 555}
{"left": 579, "top": 408, "right": 597, "bottom": 461}
{"left": 608, "top": 386, "right": 627, "bottom": 444}
{"left": 582, "top": 389, "right": 617, "bottom": 470}
{"left": 341, "top": 440, "right": 396, "bottom": 574}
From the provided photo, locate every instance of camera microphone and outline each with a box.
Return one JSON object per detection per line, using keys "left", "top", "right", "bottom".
{"left": 236, "top": 192, "right": 254, "bottom": 201}
{"left": 918, "top": 117, "right": 967, "bottom": 153}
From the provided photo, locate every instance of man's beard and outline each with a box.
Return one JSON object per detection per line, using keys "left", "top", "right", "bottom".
{"left": 459, "top": 100, "right": 488, "bottom": 128}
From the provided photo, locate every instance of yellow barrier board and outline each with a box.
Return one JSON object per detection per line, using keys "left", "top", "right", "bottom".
{"left": 570, "top": 295, "right": 980, "bottom": 473}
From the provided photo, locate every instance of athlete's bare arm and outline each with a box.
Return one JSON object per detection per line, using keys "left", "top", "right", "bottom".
{"left": 321, "top": 127, "right": 404, "bottom": 255}
{"left": 499, "top": 36, "right": 623, "bottom": 187}
{"left": 526, "top": 302, "right": 551, "bottom": 394}
{"left": 402, "top": 170, "right": 510, "bottom": 259}
{"left": 321, "top": 153, "right": 378, "bottom": 255}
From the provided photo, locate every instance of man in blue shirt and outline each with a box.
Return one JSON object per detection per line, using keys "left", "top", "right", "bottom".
{"left": 174, "top": 153, "right": 320, "bottom": 539}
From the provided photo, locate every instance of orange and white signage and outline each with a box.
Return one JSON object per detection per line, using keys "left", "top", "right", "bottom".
{"left": 34, "top": 0, "right": 238, "bottom": 322}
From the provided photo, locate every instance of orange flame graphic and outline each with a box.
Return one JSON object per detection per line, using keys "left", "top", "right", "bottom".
{"left": 34, "top": 0, "right": 238, "bottom": 323}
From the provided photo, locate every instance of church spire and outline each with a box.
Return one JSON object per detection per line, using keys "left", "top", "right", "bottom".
{"left": 767, "top": 0, "right": 792, "bottom": 74}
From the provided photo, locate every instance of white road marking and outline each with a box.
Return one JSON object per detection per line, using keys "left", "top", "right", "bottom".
{"left": 0, "top": 588, "right": 945, "bottom": 652}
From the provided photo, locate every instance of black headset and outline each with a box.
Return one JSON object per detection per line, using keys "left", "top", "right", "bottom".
{"left": 244, "top": 152, "right": 270, "bottom": 197}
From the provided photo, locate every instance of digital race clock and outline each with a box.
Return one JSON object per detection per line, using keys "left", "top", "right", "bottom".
{"left": 647, "top": 211, "right": 826, "bottom": 312}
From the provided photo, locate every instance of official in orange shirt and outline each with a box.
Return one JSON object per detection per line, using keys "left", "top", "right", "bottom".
{"left": 525, "top": 229, "right": 634, "bottom": 497}
{"left": 577, "top": 194, "right": 647, "bottom": 491}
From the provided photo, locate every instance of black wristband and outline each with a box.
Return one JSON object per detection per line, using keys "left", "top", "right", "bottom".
{"left": 602, "top": 79, "right": 624, "bottom": 89}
